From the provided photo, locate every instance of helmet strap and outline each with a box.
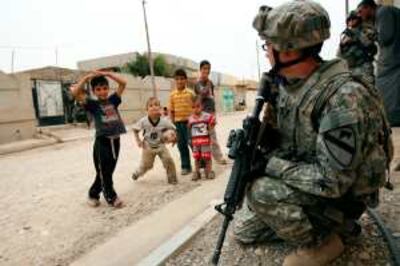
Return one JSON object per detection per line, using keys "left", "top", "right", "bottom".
{"left": 270, "top": 48, "right": 311, "bottom": 75}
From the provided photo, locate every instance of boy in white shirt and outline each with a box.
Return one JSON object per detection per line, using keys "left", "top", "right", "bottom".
{"left": 132, "top": 97, "right": 178, "bottom": 184}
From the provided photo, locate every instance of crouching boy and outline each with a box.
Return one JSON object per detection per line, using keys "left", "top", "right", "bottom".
{"left": 132, "top": 97, "right": 178, "bottom": 184}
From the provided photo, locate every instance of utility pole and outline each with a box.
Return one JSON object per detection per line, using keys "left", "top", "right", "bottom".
{"left": 142, "top": 0, "right": 157, "bottom": 97}
{"left": 345, "top": 0, "right": 349, "bottom": 17}
{"left": 55, "top": 46, "right": 58, "bottom": 66}
{"left": 11, "top": 49, "right": 15, "bottom": 73}
{"left": 255, "top": 39, "right": 261, "bottom": 81}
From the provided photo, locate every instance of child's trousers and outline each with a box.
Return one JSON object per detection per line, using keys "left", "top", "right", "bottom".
{"left": 89, "top": 136, "right": 120, "bottom": 204}
{"left": 134, "top": 144, "right": 177, "bottom": 183}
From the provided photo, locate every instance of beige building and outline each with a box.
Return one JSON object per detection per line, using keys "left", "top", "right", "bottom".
{"left": 78, "top": 52, "right": 199, "bottom": 79}
{"left": 0, "top": 71, "right": 36, "bottom": 144}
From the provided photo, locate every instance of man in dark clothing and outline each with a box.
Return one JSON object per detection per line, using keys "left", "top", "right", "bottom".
{"left": 376, "top": 5, "right": 400, "bottom": 126}
{"left": 358, "top": 0, "right": 400, "bottom": 126}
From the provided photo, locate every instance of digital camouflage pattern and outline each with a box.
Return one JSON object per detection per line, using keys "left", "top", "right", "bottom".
{"left": 235, "top": 58, "right": 392, "bottom": 245}
{"left": 337, "top": 21, "right": 377, "bottom": 87}
{"left": 252, "top": 0, "right": 330, "bottom": 51}
{"left": 350, "top": 62, "right": 375, "bottom": 87}
{"left": 235, "top": 0, "right": 391, "bottom": 246}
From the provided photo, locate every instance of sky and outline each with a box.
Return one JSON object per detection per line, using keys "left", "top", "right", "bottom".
{"left": 1, "top": 0, "right": 362, "bottom": 80}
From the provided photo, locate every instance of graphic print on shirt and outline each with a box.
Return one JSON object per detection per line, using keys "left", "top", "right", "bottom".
{"left": 197, "top": 82, "right": 212, "bottom": 97}
{"left": 150, "top": 131, "right": 159, "bottom": 141}
{"left": 100, "top": 104, "right": 120, "bottom": 124}
{"left": 191, "top": 121, "right": 209, "bottom": 137}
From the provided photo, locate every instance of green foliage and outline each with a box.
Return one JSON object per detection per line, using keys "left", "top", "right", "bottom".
{"left": 123, "top": 54, "right": 170, "bottom": 78}
{"left": 154, "top": 55, "right": 170, "bottom": 76}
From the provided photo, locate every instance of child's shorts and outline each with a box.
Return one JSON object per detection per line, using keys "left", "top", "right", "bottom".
{"left": 193, "top": 144, "right": 212, "bottom": 160}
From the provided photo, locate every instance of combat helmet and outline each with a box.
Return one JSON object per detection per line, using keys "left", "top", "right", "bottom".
{"left": 253, "top": 0, "right": 331, "bottom": 52}
{"left": 347, "top": 10, "right": 360, "bottom": 21}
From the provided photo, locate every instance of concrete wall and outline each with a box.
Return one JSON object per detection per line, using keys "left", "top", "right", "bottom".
{"left": 78, "top": 52, "right": 138, "bottom": 71}
{"left": 246, "top": 90, "right": 257, "bottom": 113}
{"left": 18, "top": 66, "right": 87, "bottom": 83}
{"left": 0, "top": 73, "right": 36, "bottom": 144}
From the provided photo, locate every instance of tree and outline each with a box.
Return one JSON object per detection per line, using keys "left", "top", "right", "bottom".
{"left": 124, "top": 54, "right": 170, "bottom": 78}
{"left": 154, "top": 55, "right": 170, "bottom": 77}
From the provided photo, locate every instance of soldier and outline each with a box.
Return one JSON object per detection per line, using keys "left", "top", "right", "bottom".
{"left": 337, "top": 10, "right": 377, "bottom": 87}
{"left": 233, "top": 1, "right": 393, "bottom": 265}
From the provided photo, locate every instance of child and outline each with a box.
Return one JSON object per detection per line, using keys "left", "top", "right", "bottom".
{"left": 194, "top": 60, "right": 227, "bottom": 165}
{"left": 168, "top": 69, "right": 195, "bottom": 175}
{"left": 188, "top": 97, "right": 216, "bottom": 181}
{"left": 70, "top": 70, "right": 127, "bottom": 208}
{"left": 132, "top": 97, "right": 178, "bottom": 184}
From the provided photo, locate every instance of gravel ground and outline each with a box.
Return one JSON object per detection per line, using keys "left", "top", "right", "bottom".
{"left": 166, "top": 212, "right": 391, "bottom": 266}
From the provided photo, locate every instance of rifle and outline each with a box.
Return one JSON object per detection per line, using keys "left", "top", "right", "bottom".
{"left": 211, "top": 72, "right": 279, "bottom": 265}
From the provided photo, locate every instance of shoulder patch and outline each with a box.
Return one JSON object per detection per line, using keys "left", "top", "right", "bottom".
{"left": 322, "top": 126, "right": 356, "bottom": 169}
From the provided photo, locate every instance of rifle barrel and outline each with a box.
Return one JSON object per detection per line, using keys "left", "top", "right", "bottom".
{"left": 211, "top": 216, "right": 231, "bottom": 265}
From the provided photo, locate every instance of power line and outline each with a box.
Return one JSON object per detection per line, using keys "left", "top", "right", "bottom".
{"left": 0, "top": 45, "right": 53, "bottom": 50}
{"left": 0, "top": 45, "right": 60, "bottom": 72}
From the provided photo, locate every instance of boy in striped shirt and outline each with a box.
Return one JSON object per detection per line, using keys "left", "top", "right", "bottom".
{"left": 169, "top": 69, "right": 195, "bottom": 175}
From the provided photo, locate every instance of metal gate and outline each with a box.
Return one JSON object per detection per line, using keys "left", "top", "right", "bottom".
{"left": 32, "top": 79, "right": 65, "bottom": 126}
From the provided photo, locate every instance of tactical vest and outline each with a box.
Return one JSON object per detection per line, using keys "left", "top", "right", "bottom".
{"left": 276, "top": 59, "right": 392, "bottom": 196}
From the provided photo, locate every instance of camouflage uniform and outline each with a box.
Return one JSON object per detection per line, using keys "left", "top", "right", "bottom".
{"left": 338, "top": 20, "right": 377, "bottom": 87}
{"left": 235, "top": 0, "right": 392, "bottom": 246}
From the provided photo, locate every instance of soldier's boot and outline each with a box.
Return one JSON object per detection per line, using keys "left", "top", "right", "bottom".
{"left": 283, "top": 233, "right": 344, "bottom": 266}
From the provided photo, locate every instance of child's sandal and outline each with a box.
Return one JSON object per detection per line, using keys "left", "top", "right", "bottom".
{"left": 110, "top": 197, "right": 124, "bottom": 208}
{"left": 87, "top": 197, "right": 100, "bottom": 207}
{"left": 168, "top": 178, "right": 178, "bottom": 185}
{"left": 206, "top": 171, "right": 215, "bottom": 180}
{"left": 192, "top": 172, "right": 201, "bottom": 181}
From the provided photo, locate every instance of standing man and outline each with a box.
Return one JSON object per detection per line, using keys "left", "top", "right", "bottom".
{"left": 194, "top": 60, "right": 227, "bottom": 165}
{"left": 358, "top": 0, "right": 400, "bottom": 126}
{"left": 234, "top": 1, "right": 392, "bottom": 265}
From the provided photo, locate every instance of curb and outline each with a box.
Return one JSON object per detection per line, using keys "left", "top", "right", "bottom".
{"left": 0, "top": 130, "right": 92, "bottom": 156}
{"left": 0, "top": 138, "right": 57, "bottom": 156}
{"left": 137, "top": 200, "right": 220, "bottom": 266}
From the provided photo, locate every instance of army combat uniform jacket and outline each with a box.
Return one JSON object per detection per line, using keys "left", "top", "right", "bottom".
{"left": 337, "top": 23, "right": 377, "bottom": 87}
{"left": 234, "top": 59, "right": 392, "bottom": 245}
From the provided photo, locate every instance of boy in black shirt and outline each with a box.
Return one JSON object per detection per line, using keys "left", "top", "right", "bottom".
{"left": 71, "top": 70, "right": 127, "bottom": 208}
